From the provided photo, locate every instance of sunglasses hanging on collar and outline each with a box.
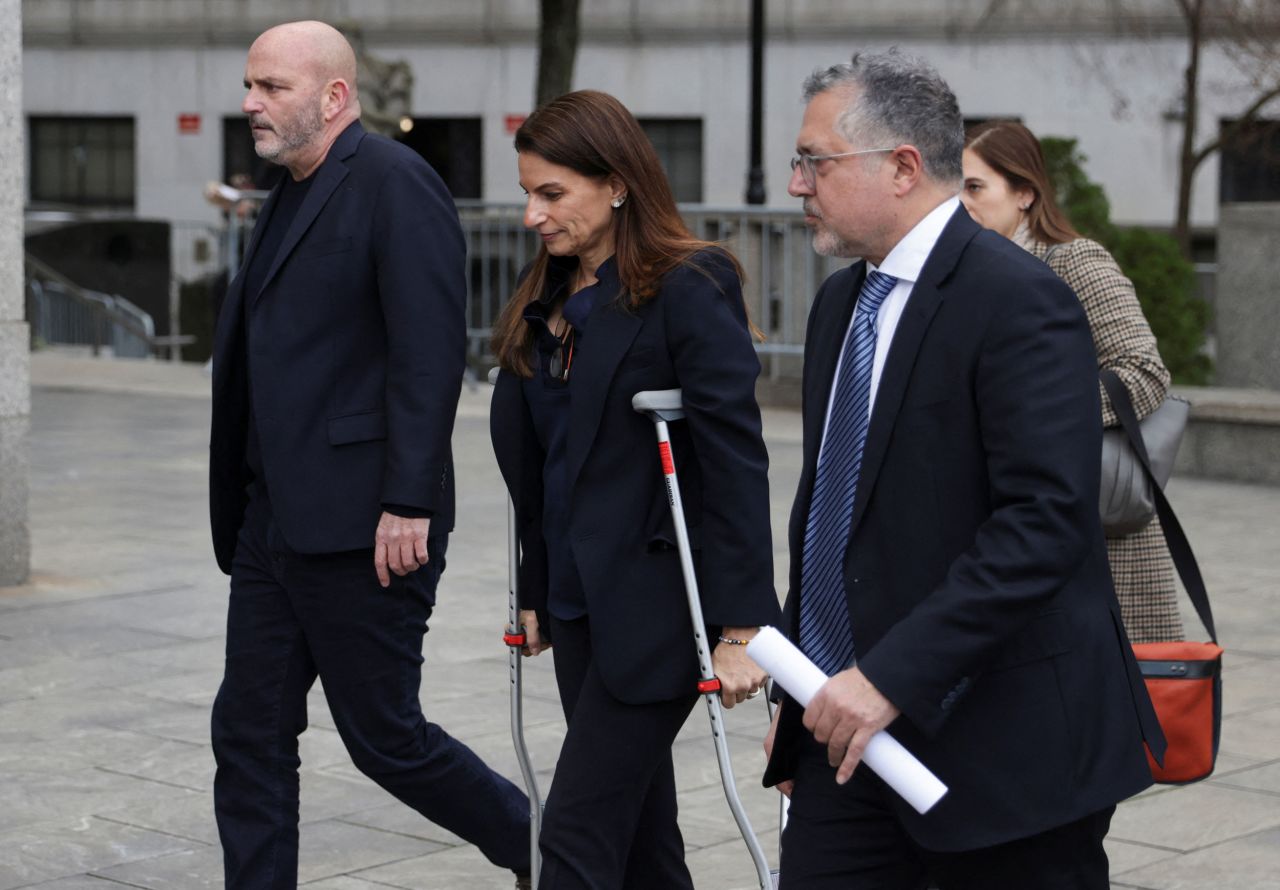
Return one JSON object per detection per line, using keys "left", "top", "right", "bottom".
{"left": 549, "top": 321, "right": 575, "bottom": 382}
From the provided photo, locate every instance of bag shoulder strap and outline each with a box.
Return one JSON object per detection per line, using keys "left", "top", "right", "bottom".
{"left": 1100, "top": 369, "right": 1216, "bottom": 642}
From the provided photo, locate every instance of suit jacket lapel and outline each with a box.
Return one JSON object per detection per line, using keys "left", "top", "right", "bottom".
{"left": 212, "top": 178, "right": 281, "bottom": 376}
{"left": 848, "top": 208, "right": 976, "bottom": 537}
{"left": 803, "top": 265, "right": 864, "bottom": 476}
{"left": 564, "top": 269, "right": 643, "bottom": 492}
{"left": 236, "top": 181, "right": 280, "bottom": 284}
{"left": 249, "top": 122, "right": 364, "bottom": 306}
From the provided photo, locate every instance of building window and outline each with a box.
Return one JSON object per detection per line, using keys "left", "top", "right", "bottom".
{"left": 397, "top": 118, "right": 483, "bottom": 200}
{"left": 639, "top": 118, "right": 703, "bottom": 204}
{"left": 1219, "top": 118, "right": 1280, "bottom": 203}
{"left": 29, "top": 116, "right": 136, "bottom": 208}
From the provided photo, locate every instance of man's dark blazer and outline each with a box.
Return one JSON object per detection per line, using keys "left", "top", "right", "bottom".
{"left": 490, "top": 250, "right": 781, "bottom": 703}
{"left": 209, "top": 122, "right": 465, "bottom": 573}
{"left": 765, "top": 207, "right": 1165, "bottom": 851}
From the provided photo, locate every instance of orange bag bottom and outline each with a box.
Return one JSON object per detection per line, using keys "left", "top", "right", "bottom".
{"left": 1134, "top": 641, "right": 1224, "bottom": 784}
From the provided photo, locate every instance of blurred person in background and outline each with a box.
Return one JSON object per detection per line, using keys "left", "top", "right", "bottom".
{"left": 962, "top": 119, "right": 1183, "bottom": 644}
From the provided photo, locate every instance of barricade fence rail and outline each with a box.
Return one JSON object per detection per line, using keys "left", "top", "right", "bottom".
{"left": 40, "top": 205, "right": 1222, "bottom": 376}
{"left": 25, "top": 252, "right": 158, "bottom": 359}
{"left": 454, "top": 201, "right": 847, "bottom": 381}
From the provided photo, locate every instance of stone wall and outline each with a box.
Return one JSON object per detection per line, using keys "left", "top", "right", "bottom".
{"left": 1216, "top": 203, "right": 1280, "bottom": 391}
{"left": 1, "top": 0, "right": 30, "bottom": 586}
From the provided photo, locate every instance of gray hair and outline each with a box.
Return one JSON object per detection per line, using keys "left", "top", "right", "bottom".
{"left": 802, "top": 49, "right": 963, "bottom": 185}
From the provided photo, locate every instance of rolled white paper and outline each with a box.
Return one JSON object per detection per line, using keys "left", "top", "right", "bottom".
{"left": 748, "top": 626, "right": 948, "bottom": 815}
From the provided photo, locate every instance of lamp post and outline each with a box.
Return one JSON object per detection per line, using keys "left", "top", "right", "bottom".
{"left": 744, "top": 0, "right": 766, "bottom": 205}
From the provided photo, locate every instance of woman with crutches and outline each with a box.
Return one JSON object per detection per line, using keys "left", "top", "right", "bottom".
{"left": 489, "top": 90, "right": 782, "bottom": 890}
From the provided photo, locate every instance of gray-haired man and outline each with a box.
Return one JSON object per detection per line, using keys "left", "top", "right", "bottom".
{"left": 763, "top": 50, "right": 1163, "bottom": 888}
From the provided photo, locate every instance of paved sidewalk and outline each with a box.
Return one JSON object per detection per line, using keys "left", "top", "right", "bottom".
{"left": 2, "top": 352, "right": 1278, "bottom": 889}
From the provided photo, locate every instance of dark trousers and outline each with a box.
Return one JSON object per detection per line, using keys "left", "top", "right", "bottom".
{"left": 537, "top": 615, "right": 698, "bottom": 890}
{"left": 780, "top": 737, "right": 1115, "bottom": 890}
{"left": 211, "top": 496, "right": 530, "bottom": 888}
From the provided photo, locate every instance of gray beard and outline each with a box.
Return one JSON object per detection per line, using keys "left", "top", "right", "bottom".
{"left": 255, "top": 103, "right": 325, "bottom": 163}
{"left": 810, "top": 226, "right": 856, "bottom": 259}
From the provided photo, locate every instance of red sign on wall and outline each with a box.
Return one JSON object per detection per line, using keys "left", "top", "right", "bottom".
{"left": 504, "top": 114, "right": 527, "bottom": 134}
{"left": 178, "top": 114, "right": 201, "bottom": 134}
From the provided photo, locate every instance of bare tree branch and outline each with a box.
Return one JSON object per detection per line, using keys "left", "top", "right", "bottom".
{"left": 1192, "top": 82, "right": 1280, "bottom": 168}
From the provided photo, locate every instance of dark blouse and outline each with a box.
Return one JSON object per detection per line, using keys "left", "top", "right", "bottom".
{"left": 520, "top": 256, "right": 617, "bottom": 620}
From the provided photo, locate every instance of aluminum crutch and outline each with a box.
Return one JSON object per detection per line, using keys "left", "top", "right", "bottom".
{"left": 632, "top": 388, "right": 779, "bottom": 890}
{"left": 491, "top": 367, "right": 543, "bottom": 888}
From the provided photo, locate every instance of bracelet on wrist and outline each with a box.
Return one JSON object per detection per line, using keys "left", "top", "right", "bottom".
{"left": 717, "top": 634, "right": 751, "bottom": 646}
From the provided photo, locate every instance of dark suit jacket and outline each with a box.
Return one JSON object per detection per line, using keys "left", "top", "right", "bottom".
{"left": 209, "top": 122, "right": 465, "bottom": 572}
{"left": 491, "top": 249, "right": 781, "bottom": 703}
{"left": 765, "top": 208, "right": 1164, "bottom": 851}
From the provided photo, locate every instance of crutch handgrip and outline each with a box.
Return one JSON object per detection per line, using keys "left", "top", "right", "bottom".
{"left": 697, "top": 677, "right": 723, "bottom": 694}
{"left": 503, "top": 630, "right": 527, "bottom": 647}
{"left": 632, "top": 388, "right": 686, "bottom": 421}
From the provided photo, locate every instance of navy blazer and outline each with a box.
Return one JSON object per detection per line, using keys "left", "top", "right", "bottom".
{"left": 766, "top": 208, "right": 1164, "bottom": 851}
{"left": 209, "top": 122, "right": 466, "bottom": 572}
{"left": 491, "top": 249, "right": 782, "bottom": 704}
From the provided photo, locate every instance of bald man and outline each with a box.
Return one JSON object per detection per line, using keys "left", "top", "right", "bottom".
{"left": 209, "top": 22, "right": 531, "bottom": 889}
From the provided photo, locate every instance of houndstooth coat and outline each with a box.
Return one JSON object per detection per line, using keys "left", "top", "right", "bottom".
{"left": 1018, "top": 231, "right": 1185, "bottom": 643}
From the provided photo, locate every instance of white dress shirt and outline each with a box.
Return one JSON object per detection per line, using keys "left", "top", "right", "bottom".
{"left": 817, "top": 196, "right": 961, "bottom": 458}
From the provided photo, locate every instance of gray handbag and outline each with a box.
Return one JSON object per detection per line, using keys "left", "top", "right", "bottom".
{"left": 1099, "top": 369, "right": 1190, "bottom": 537}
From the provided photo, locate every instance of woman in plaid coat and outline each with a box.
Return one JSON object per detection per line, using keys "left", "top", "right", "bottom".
{"left": 959, "top": 121, "right": 1183, "bottom": 643}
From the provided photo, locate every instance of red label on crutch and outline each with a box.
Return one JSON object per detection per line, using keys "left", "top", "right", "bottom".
{"left": 659, "top": 441, "right": 675, "bottom": 475}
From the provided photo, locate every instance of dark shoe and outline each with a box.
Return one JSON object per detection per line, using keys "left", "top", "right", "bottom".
{"left": 514, "top": 872, "right": 532, "bottom": 890}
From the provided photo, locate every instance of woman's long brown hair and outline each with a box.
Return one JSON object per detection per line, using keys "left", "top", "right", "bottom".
{"left": 492, "top": 89, "right": 750, "bottom": 376}
{"left": 965, "top": 121, "right": 1080, "bottom": 246}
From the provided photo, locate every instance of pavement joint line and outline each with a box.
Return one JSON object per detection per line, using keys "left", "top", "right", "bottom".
{"left": 0, "top": 584, "right": 197, "bottom": 613}
{"left": 84, "top": 873, "right": 154, "bottom": 889}
{"left": 1109, "top": 836, "right": 1203, "bottom": 855}
{"left": 1154, "top": 821, "right": 1280, "bottom": 856}
{"left": 94, "top": 813, "right": 216, "bottom": 846}
{"left": 93, "top": 765, "right": 208, "bottom": 793}
{"left": 99, "top": 730, "right": 206, "bottom": 750}
{"left": 344, "top": 849, "right": 458, "bottom": 878}
{"left": 1209, "top": 757, "right": 1280, "bottom": 778}
{"left": 1205, "top": 778, "right": 1280, "bottom": 799}
{"left": 332, "top": 815, "right": 463, "bottom": 846}
{"left": 97, "top": 723, "right": 213, "bottom": 749}
{"left": 311, "top": 871, "right": 406, "bottom": 889}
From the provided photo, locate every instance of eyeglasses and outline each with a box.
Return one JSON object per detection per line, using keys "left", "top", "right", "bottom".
{"left": 548, "top": 324, "right": 575, "bottom": 382}
{"left": 790, "top": 148, "right": 895, "bottom": 190}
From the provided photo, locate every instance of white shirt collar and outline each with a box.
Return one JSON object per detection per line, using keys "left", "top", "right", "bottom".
{"left": 869, "top": 195, "right": 961, "bottom": 284}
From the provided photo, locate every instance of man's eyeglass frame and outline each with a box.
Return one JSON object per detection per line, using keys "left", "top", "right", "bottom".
{"left": 790, "top": 148, "right": 896, "bottom": 190}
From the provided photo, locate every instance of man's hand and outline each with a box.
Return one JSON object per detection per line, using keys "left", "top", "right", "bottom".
{"left": 374, "top": 512, "right": 430, "bottom": 587}
{"left": 803, "top": 667, "right": 900, "bottom": 785}
{"left": 518, "top": 609, "right": 552, "bottom": 656}
{"left": 712, "top": 627, "right": 766, "bottom": 709}
{"left": 763, "top": 701, "right": 794, "bottom": 797}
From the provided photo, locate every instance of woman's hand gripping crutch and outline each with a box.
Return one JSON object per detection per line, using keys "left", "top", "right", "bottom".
{"left": 632, "top": 388, "right": 780, "bottom": 890}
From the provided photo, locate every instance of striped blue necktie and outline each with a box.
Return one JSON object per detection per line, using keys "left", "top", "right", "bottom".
{"left": 799, "top": 270, "right": 898, "bottom": 676}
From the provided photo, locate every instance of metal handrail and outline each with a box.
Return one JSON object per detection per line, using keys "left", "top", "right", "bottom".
{"left": 24, "top": 252, "right": 192, "bottom": 359}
